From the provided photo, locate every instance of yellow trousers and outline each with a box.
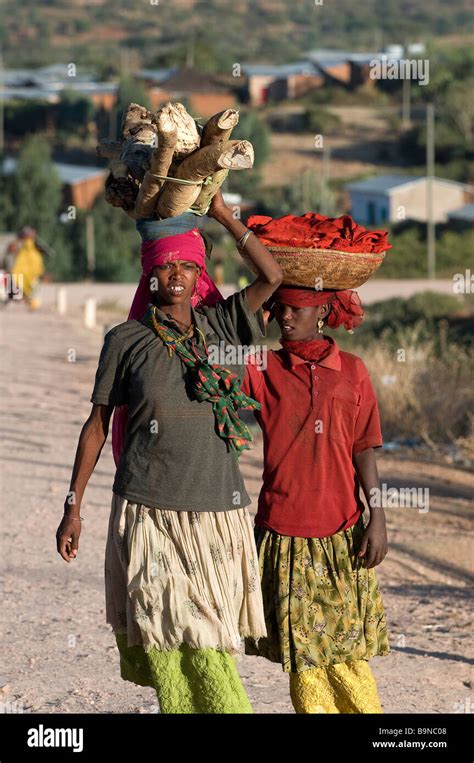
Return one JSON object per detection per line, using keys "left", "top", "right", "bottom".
{"left": 290, "top": 659, "right": 383, "bottom": 714}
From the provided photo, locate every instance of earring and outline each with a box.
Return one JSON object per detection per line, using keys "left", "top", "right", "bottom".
{"left": 317, "top": 318, "right": 324, "bottom": 333}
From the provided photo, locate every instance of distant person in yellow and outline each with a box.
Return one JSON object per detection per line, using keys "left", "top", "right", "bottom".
{"left": 11, "top": 227, "right": 45, "bottom": 310}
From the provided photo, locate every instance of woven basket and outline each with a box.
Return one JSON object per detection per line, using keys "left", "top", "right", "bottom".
{"left": 241, "top": 246, "right": 386, "bottom": 290}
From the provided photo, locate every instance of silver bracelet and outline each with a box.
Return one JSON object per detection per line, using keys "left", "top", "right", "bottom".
{"left": 64, "top": 512, "right": 84, "bottom": 522}
{"left": 237, "top": 229, "right": 253, "bottom": 249}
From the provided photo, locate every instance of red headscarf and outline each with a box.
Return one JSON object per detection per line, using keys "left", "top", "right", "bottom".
{"left": 111, "top": 228, "right": 223, "bottom": 465}
{"left": 271, "top": 286, "right": 364, "bottom": 331}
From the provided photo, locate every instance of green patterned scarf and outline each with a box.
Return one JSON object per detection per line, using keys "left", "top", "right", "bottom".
{"left": 142, "top": 303, "right": 261, "bottom": 456}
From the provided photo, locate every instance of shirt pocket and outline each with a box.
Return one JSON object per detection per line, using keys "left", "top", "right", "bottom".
{"left": 329, "top": 396, "right": 360, "bottom": 445}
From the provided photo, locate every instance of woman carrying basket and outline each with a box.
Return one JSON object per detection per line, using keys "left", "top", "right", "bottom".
{"left": 242, "top": 214, "right": 391, "bottom": 714}
{"left": 55, "top": 191, "right": 283, "bottom": 714}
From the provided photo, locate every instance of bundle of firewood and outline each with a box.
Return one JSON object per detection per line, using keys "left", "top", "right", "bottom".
{"left": 97, "top": 102, "right": 254, "bottom": 219}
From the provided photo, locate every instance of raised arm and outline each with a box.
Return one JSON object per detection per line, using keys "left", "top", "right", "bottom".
{"left": 56, "top": 404, "right": 113, "bottom": 563}
{"left": 208, "top": 190, "right": 282, "bottom": 312}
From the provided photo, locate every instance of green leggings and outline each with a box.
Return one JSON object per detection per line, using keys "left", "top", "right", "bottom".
{"left": 115, "top": 634, "right": 252, "bottom": 714}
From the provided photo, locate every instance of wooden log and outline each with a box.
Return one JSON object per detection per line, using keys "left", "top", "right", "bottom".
{"left": 192, "top": 114, "right": 243, "bottom": 215}
{"left": 191, "top": 168, "right": 229, "bottom": 215}
{"left": 105, "top": 174, "right": 139, "bottom": 218}
{"left": 190, "top": 139, "right": 254, "bottom": 215}
{"left": 155, "top": 178, "right": 202, "bottom": 219}
{"left": 156, "top": 140, "right": 254, "bottom": 218}
{"left": 200, "top": 109, "right": 239, "bottom": 147}
{"left": 121, "top": 102, "right": 154, "bottom": 140}
{"left": 134, "top": 115, "right": 178, "bottom": 218}
{"left": 152, "top": 102, "right": 200, "bottom": 160}
{"left": 218, "top": 139, "right": 254, "bottom": 169}
{"left": 117, "top": 102, "right": 158, "bottom": 184}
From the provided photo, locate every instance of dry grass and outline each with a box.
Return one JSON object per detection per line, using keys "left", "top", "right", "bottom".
{"left": 358, "top": 326, "right": 473, "bottom": 447}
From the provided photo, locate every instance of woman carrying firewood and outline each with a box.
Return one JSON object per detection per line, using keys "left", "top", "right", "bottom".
{"left": 242, "top": 216, "right": 390, "bottom": 714}
{"left": 55, "top": 190, "right": 283, "bottom": 714}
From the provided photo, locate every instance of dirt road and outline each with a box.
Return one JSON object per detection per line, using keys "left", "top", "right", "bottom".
{"left": 1, "top": 302, "right": 472, "bottom": 714}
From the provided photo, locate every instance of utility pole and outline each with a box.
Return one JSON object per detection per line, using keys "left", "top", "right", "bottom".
{"left": 402, "top": 77, "right": 411, "bottom": 128}
{"left": 302, "top": 169, "right": 312, "bottom": 213}
{"left": 86, "top": 215, "right": 95, "bottom": 277}
{"left": 0, "top": 44, "right": 4, "bottom": 156}
{"left": 186, "top": 33, "right": 195, "bottom": 68}
{"left": 426, "top": 103, "right": 436, "bottom": 279}
{"left": 320, "top": 145, "right": 331, "bottom": 215}
{"left": 402, "top": 41, "right": 411, "bottom": 128}
{"left": 109, "top": 100, "right": 117, "bottom": 140}
{"left": 120, "top": 48, "right": 130, "bottom": 77}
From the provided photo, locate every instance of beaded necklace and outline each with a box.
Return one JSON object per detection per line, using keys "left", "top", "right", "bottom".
{"left": 150, "top": 305, "right": 207, "bottom": 357}
{"left": 141, "top": 303, "right": 260, "bottom": 456}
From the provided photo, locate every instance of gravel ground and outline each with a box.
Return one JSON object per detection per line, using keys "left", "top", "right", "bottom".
{"left": 1, "top": 301, "right": 472, "bottom": 715}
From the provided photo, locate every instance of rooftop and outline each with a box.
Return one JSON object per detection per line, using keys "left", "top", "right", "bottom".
{"left": 159, "top": 67, "right": 230, "bottom": 93}
{"left": 447, "top": 204, "right": 474, "bottom": 222}
{"left": 242, "top": 62, "right": 320, "bottom": 77}
{"left": 305, "top": 49, "right": 383, "bottom": 65}
{"left": 0, "top": 87, "right": 60, "bottom": 102}
{"left": 346, "top": 175, "right": 421, "bottom": 193}
{"left": 1, "top": 81, "right": 118, "bottom": 102}
{"left": 3, "top": 158, "right": 107, "bottom": 185}
{"left": 2, "top": 64, "right": 97, "bottom": 87}
{"left": 135, "top": 68, "right": 177, "bottom": 83}
{"left": 346, "top": 175, "right": 470, "bottom": 194}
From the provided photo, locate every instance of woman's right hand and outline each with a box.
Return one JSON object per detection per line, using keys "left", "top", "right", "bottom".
{"left": 56, "top": 511, "right": 82, "bottom": 563}
{"left": 208, "top": 189, "right": 229, "bottom": 222}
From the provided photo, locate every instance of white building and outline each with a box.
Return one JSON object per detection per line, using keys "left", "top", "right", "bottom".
{"left": 346, "top": 175, "right": 472, "bottom": 225}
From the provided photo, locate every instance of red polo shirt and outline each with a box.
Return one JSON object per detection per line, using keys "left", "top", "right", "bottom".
{"left": 241, "top": 337, "right": 383, "bottom": 538}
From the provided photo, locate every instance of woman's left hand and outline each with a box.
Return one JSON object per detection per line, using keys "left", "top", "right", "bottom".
{"left": 358, "top": 516, "right": 388, "bottom": 568}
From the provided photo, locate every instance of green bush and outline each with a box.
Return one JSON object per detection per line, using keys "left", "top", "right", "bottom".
{"left": 4, "top": 100, "right": 51, "bottom": 136}
{"left": 375, "top": 225, "right": 474, "bottom": 279}
{"left": 68, "top": 197, "right": 140, "bottom": 282}
{"left": 333, "top": 291, "right": 474, "bottom": 354}
{"left": 303, "top": 106, "right": 341, "bottom": 135}
{"left": 55, "top": 90, "right": 94, "bottom": 137}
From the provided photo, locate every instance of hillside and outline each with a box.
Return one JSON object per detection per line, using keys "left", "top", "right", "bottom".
{"left": 3, "top": 0, "right": 473, "bottom": 72}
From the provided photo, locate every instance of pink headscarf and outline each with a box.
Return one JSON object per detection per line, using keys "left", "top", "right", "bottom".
{"left": 111, "top": 228, "right": 223, "bottom": 465}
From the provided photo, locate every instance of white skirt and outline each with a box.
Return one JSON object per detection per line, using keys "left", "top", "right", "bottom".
{"left": 104, "top": 493, "right": 267, "bottom": 656}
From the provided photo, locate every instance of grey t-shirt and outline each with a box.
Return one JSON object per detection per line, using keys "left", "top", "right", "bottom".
{"left": 90, "top": 288, "right": 266, "bottom": 511}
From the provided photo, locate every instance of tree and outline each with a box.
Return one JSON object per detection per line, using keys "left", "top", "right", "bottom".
{"left": 258, "top": 174, "right": 337, "bottom": 218}
{"left": 56, "top": 90, "right": 95, "bottom": 137}
{"left": 225, "top": 110, "right": 270, "bottom": 197}
{"left": 232, "top": 110, "right": 270, "bottom": 170}
{"left": 445, "top": 78, "right": 474, "bottom": 144}
{"left": 304, "top": 106, "right": 341, "bottom": 135}
{"left": 113, "top": 76, "right": 151, "bottom": 139}
{"left": 0, "top": 176, "right": 16, "bottom": 231}
{"left": 75, "top": 197, "right": 140, "bottom": 282}
{"left": 91, "top": 198, "right": 141, "bottom": 282}
{"left": 9, "top": 135, "right": 62, "bottom": 243}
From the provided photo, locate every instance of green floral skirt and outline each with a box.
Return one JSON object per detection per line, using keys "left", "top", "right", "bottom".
{"left": 245, "top": 515, "right": 390, "bottom": 673}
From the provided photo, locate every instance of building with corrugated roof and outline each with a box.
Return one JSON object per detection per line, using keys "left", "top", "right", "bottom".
{"left": 346, "top": 175, "right": 473, "bottom": 224}
{"left": 2, "top": 157, "right": 107, "bottom": 211}
{"left": 140, "top": 66, "right": 236, "bottom": 117}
